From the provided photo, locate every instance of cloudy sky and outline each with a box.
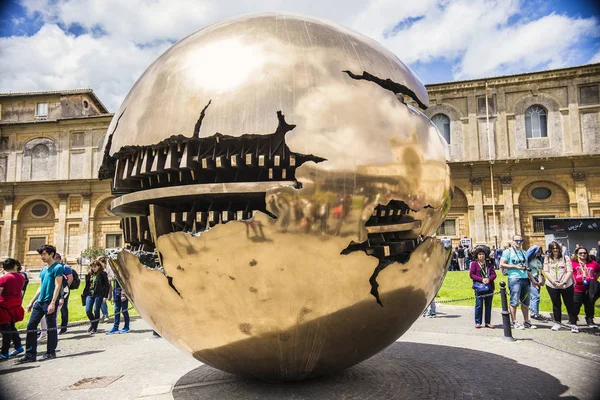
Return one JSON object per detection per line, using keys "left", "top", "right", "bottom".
{"left": 1, "top": 0, "right": 599, "bottom": 112}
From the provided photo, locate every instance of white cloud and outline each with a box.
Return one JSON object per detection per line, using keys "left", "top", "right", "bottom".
{"left": 1, "top": 0, "right": 598, "bottom": 111}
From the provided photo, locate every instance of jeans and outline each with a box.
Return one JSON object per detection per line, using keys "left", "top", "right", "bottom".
{"left": 474, "top": 291, "right": 493, "bottom": 325}
{"left": 529, "top": 285, "right": 540, "bottom": 315}
{"left": 546, "top": 285, "right": 576, "bottom": 324}
{"left": 86, "top": 296, "right": 104, "bottom": 330}
{"left": 112, "top": 285, "right": 130, "bottom": 330}
{"left": 508, "top": 278, "right": 531, "bottom": 307}
{"left": 60, "top": 292, "right": 69, "bottom": 329}
{"left": 24, "top": 301, "right": 58, "bottom": 359}
{"left": 423, "top": 300, "right": 436, "bottom": 316}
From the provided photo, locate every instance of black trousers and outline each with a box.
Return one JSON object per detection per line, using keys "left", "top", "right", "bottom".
{"left": 1, "top": 322, "right": 22, "bottom": 355}
{"left": 573, "top": 290, "right": 596, "bottom": 322}
{"left": 60, "top": 292, "right": 69, "bottom": 329}
{"left": 546, "top": 285, "right": 577, "bottom": 324}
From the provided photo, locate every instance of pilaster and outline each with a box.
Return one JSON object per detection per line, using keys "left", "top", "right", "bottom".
{"left": 81, "top": 192, "right": 92, "bottom": 250}
{"left": 470, "top": 177, "right": 486, "bottom": 243}
{"left": 499, "top": 176, "right": 515, "bottom": 243}
{"left": 572, "top": 172, "right": 589, "bottom": 217}
{"left": 56, "top": 193, "right": 68, "bottom": 254}
{"left": 0, "top": 195, "right": 15, "bottom": 258}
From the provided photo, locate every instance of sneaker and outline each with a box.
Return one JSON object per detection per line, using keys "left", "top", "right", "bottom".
{"left": 119, "top": 327, "right": 130, "bottom": 334}
{"left": 571, "top": 325, "right": 580, "bottom": 333}
{"left": 523, "top": 321, "right": 537, "bottom": 329}
{"left": 58, "top": 328, "right": 67, "bottom": 335}
{"left": 106, "top": 327, "right": 120, "bottom": 335}
{"left": 38, "top": 334, "right": 47, "bottom": 342}
{"left": 485, "top": 324, "right": 495, "bottom": 329}
{"left": 15, "top": 356, "right": 36, "bottom": 364}
{"left": 427, "top": 314, "right": 437, "bottom": 318}
{"left": 39, "top": 353, "right": 56, "bottom": 361}
{"left": 587, "top": 321, "right": 598, "bottom": 329}
{"left": 512, "top": 322, "right": 525, "bottom": 330}
{"left": 9, "top": 347, "right": 24, "bottom": 357}
{"left": 0, "top": 354, "right": 9, "bottom": 361}
{"left": 90, "top": 329, "right": 97, "bottom": 335}
{"left": 551, "top": 323, "right": 561, "bottom": 331}
{"left": 475, "top": 324, "right": 482, "bottom": 329}
{"left": 531, "top": 314, "right": 542, "bottom": 320}
{"left": 87, "top": 326, "right": 93, "bottom": 333}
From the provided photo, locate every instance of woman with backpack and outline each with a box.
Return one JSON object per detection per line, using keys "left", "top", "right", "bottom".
{"left": 542, "top": 241, "right": 577, "bottom": 332}
{"left": 82, "top": 260, "right": 110, "bottom": 334}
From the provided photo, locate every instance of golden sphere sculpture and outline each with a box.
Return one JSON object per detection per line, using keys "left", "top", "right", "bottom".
{"left": 99, "top": 13, "right": 452, "bottom": 382}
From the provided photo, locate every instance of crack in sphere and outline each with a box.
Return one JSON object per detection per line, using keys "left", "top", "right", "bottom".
{"left": 100, "top": 13, "right": 452, "bottom": 382}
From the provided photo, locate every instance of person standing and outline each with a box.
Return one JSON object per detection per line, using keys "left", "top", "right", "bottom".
{"left": 469, "top": 247, "right": 496, "bottom": 329}
{"left": 526, "top": 246, "right": 545, "bottom": 320}
{"left": 105, "top": 262, "right": 130, "bottom": 334}
{"left": 17, "top": 245, "right": 64, "bottom": 363}
{"left": 571, "top": 247, "right": 600, "bottom": 328}
{"left": 500, "top": 235, "right": 537, "bottom": 329}
{"left": 0, "top": 258, "right": 26, "bottom": 360}
{"left": 83, "top": 260, "right": 110, "bottom": 334}
{"left": 542, "top": 241, "right": 577, "bottom": 332}
{"left": 95, "top": 256, "right": 110, "bottom": 322}
{"left": 457, "top": 245, "right": 465, "bottom": 271}
{"left": 54, "top": 254, "right": 73, "bottom": 335}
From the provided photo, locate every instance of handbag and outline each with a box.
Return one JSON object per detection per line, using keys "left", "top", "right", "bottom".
{"left": 473, "top": 281, "right": 490, "bottom": 294}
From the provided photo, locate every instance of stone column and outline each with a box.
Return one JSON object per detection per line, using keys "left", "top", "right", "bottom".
{"left": 81, "top": 192, "right": 92, "bottom": 250}
{"left": 0, "top": 195, "right": 15, "bottom": 258}
{"left": 573, "top": 172, "right": 589, "bottom": 217}
{"left": 470, "top": 177, "right": 486, "bottom": 243}
{"left": 500, "top": 176, "right": 515, "bottom": 243}
{"left": 56, "top": 193, "right": 68, "bottom": 254}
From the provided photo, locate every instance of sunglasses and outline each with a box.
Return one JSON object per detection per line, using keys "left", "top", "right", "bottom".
{"left": 578, "top": 252, "right": 587, "bottom": 255}
{"left": 515, "top": 240, "right": 524, "bottom": 243}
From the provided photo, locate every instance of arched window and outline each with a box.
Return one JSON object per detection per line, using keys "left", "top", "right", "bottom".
{"left": 525, "top": 105, "right": 547, "bottom": 138}
{"left": 431, "top": 114, "right": 451, "bottom": 144}
{"left": 31, "top": 144, "right": 50, "bottom": 180}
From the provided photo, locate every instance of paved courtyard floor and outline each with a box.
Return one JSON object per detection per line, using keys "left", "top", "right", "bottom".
{"left": 1, "top": 305, "right": 599, "bottom": 399}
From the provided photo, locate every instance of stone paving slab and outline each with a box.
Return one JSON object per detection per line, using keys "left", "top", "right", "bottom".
{"left": 0, "top": 305, "right": 598, "bottom": 400}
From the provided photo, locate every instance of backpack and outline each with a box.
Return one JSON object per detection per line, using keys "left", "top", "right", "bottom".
{"left": 69, "top": 269, "right": 81, "bottom": 290}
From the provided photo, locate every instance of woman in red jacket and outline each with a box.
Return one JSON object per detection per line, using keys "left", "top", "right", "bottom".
{"left": 469, "top": 246, "right": 497, "bottom": 329}
{"left": 571, "top": 247, "right": 600, "bottom": 329}
{"left": 0, "top": 258, "right": 26, "bottom": 360}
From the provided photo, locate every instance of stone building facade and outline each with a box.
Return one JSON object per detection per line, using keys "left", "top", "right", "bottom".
{"left": 1, "top": 64, "right": 599, "bottom": 268}
{"left": 0, "top": 89, "right": 119, "bottom": 269}
{"left": 423, "top": 63, "right": 600, "bottom": 249}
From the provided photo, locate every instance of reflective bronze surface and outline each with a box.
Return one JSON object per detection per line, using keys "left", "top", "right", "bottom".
{"left": 102, "top": 13, "right": 452, "bottom": 382}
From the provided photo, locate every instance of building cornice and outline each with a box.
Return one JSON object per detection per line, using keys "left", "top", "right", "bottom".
{"left": 426, "top": 63, "right": 600, "bottom": 92}
{"left": 0, "top": 88, "right": 109, "bottom": 113}
{"left": 0, "top": 113, "right": 114, "bottom": 127}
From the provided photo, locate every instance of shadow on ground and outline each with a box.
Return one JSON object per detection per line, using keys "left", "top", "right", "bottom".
{"left": 174, "top": 342, "right": 580, "bottom": 400}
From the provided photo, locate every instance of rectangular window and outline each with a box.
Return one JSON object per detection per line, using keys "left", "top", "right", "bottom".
{"left": 532, "top": 215, "right": 554, "bottom": 233}
{"left": 579, "top": 85, "right": 599, "bottom": 105}
{"left": 28, "top": 236, "right": 47, "bottom": 252}
{"left": 70, "top": 132, "right": 85, "bottom": 147}
{"left": 477, "top": 96, "right": 496, "bottom": 115}
{"left": 437, "top": 219, "right": 457, "bottom": 236}
{"left": 36, "top": 103, "right": 48, "bottom": 117}
{"left": 106, "top": 233, "right": 123, "bottom": 248}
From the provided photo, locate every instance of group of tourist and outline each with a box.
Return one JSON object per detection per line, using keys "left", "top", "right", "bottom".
{"left": 468, "top": 235, "right": 600, "bottom": 333}
{"left": 0, "top": 244, "right": 131, "bottom": 362}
